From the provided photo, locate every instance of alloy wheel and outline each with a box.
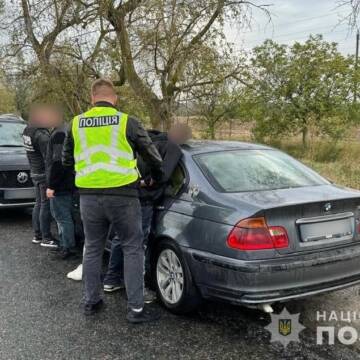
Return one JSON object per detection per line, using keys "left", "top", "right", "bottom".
{"left": 156, "top": 249, "right": 184, "bottom": 304}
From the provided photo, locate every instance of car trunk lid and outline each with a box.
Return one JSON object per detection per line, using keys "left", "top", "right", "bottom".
{"left": 263, "top": 194, "right": 360, "bottom": 255}
{"left": 219, "top": 185, "right": 360, "bottom": 255}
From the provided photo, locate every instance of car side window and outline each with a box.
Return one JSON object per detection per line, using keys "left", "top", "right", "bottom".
{"left": 167, "top": 164, "right": 186, "bottom": 197}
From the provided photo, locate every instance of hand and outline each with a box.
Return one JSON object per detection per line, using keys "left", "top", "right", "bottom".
{"left": 46, "top": 189, "right": 55, "bottom": 198}
{"left": 140, "top": 179, "right": 155, "bottom": 188}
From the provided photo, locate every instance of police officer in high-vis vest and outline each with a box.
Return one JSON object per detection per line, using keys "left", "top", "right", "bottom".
{"left": 62, "top": 79, "right": 163, "bottom": 323}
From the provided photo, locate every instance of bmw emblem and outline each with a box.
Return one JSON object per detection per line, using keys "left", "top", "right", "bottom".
{"left": 17, "top": 172, "right": 29, "bottom": 184}
{"left": 324, "top": 202, "right": 332, "bottom": 212}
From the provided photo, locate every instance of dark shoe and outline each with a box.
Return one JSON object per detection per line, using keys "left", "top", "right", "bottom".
{"left": 32, "top": 236, "right": 42, "bottom": 244}
{"left": 40, "top": 239, "right": 59, "bottom": 249}
{"left": 52, "top": 249, "right": 78, "bottom": 260}
{"left": 104, "top": 283, "right": 125, "bottom": 293}
{"left": 127, "top": 306, "right": 161, "bottom": 324}
{"left": 83, "top": 299, "right": 105, "bottom": 316}
{"left": 144, "top": 288, "right": 157, "bottom": 304}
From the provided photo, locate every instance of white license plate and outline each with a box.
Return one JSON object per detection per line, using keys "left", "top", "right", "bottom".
{"left": 4, "top": 188, "right": 35, "bottom": 200}
{"left": 300, "top": 217, "right": 354, "bottom": 242}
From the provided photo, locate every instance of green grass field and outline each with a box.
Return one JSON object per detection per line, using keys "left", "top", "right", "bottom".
{"left": 274, "top": 140, "right": 360, "bottom": 190}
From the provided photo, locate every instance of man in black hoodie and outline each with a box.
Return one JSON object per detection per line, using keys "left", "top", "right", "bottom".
{"left": 23, "top": 105, "right": 54, "bottom": 247}
{"left": 103, "top": 124, "right": 192, "bottom": 301}
{"left": 45, "top": 107, "right": 77, "bottom": 259}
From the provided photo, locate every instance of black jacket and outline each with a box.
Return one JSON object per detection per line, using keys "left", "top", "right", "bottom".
{"left": 22, "top": 126, "right": 50, "bottom": 182}
{"left": 46, "top": 125, "right": 75, "bottom": 195}
{"left": 138, "top": 130, "right": 182, "bottom": 203}
{"left": 62, "top": 102, "right": 163, "bottom": 196}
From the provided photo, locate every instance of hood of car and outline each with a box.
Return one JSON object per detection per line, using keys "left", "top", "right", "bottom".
{"left": 0, "top": 146, "right": 30, "bottom": 168}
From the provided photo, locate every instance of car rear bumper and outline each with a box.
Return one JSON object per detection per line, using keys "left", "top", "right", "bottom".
{"left": 183, "top": 244, "right": 360, "bottom": 305}
{"left": 0, "top": 187, "right": 35, "bottom": 208}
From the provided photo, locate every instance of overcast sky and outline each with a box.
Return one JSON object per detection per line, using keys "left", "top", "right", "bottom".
{"left": 225, "top": 0, "right": 357, "bottom": 55}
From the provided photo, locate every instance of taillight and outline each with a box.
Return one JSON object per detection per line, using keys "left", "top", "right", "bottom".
{"left": 227, "top": 217, "right": 289, "bottom": 251}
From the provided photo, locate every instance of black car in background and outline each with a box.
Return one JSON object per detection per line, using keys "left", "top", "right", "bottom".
{"left": 0, "top": 114, "right": 35, "bottom": 208}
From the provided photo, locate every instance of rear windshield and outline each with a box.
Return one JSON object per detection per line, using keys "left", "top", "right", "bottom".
{"left": 0, "top": 121, "right": 25, "bottom": 147}
{"left": 194, "top": 149, "right": 329, "bottom": 192}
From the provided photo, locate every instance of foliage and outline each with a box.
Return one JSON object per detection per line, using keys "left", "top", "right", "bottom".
{"left": 0, "top": 1, "right": 358, "bottom": 142}
{"left": 0, "top": 0, "right": 269, "bottom": 128}
{"left": 274, "top": 139, "right": 360, "bottom": 189}
{"left": 246, "top": 36, "right": 354, "bottom": 146}
{"left": 183, "top": 45, "right": 246, "bottom": 139}
{"left": 0, "top": 70, "right": 16, "bottom": 114}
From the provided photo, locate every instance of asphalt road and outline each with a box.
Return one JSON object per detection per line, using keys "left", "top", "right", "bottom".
{"left": 2, "top": 209, "right": 360, "bottom": 360}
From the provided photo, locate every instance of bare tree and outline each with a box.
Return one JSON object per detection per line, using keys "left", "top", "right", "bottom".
{"left": 1, "top": 0, "right": 101, "bottom": 113}
{"left": 100, "top": 0, "right": 269, "bottom": 129}
{"left": 1, "top": 0, "right": 269, "bottom": 125}
{"left": 338, "top": 0, "right": 360, "bottom": 29}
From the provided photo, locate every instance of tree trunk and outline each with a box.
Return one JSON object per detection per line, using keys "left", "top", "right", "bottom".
{"left": 209, "top": 122, "right": 216, "bottom": 140}
{"left": 145, "top": 98, "right": 172, "bottom": 130}
{"left": 302, "top": 126, "right": 308, "bottom": 148}
{"left": 109, "top": 10, "right": 172, "bottom": 130}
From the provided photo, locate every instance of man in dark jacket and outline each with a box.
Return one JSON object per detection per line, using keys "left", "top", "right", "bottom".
{"left": 23, "top": 105, "right": 55, "bottom": 247}
{"left": 103, "top": 124, "right": 192, "bottom": 302}
{"left": 46, "top": 107, "right": 77, "bottom": 259}
{"left": 62, "top": 78, "right": 164, "bottom": 323}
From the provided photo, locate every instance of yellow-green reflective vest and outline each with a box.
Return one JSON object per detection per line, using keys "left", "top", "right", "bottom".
{"left": 72, "top": 107, "right": 138, "bottom": 188}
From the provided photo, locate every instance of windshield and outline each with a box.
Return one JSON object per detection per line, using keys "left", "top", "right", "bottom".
{"left": 0, "top": 121, "right": 25, "bottom": 147}
{"left": 195, "top": 149, "right": 329, "bottom": 192}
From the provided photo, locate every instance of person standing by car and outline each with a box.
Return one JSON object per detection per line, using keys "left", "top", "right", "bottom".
{"left": 103, "top": 124, "right": 192, "bottom": 303}
{"left": 45, "top": 106, "right": 77, "bottom": 260}
{"left": 23, "top": 105, "right": 56, "bottom": 248}
{"left": 62, "top": 78, "right": 163, "bottom": 323}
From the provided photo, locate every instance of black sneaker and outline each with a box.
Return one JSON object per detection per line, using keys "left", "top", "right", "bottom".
{"left": 83, "top": 299, "right": 105, "bottom": 316}
{"left": 53, "top": 249, "right": 73, "bottom": 260}
{"left": 127, "top": 306, "right": 161, "bottom": 324}
{"left": 40, "top": 239, "right": 59, "bottom": 249}
{"left": 32, "top": 236, "right": 42, "bottom": 244}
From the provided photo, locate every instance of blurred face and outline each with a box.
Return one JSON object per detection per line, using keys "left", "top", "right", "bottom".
{"left": 168, "top": 125, "right": 192, "bottom": 145}
{"left": 29, "top": 106, "right": 63, "bottom": 128}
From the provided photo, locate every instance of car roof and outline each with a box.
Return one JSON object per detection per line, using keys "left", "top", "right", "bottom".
{"left": 181, "top": 140, "right": 273, "bottom": 155}
{"left": 0, "top": 114, "right": 25, "bottom": 123}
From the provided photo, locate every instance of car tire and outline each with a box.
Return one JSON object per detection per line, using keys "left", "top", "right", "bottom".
{"left": 154, "top": 239, "right": 201, "bottom": 314}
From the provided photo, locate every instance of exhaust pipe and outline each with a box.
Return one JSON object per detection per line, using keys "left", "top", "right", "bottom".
{"left": 259, "top": 304, "right": 274, "bottom": 313}
{"left": 244, "top": 303, "right": 274, "bottom": 313}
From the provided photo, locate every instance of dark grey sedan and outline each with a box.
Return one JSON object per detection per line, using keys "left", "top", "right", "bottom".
{"left": 150, "top": 140, "right": 360, "bottom": 313}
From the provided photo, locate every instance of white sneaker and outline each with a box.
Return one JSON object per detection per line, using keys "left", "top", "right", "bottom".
{"left": 144, "top": 288, "right": 157, "bottom": 304}
{"left": 104, "top": 283, "right": 125, "bottom": 293}
{"left": 67, "top": 264, "right": 83, "bottom": 281}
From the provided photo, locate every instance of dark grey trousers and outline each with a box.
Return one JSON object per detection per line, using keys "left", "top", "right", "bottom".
{"left": 80, "top": 194, "right": 144, "bottom": 310}
{"left": 32, "top": 180, "right": 52, "bottom": 240}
